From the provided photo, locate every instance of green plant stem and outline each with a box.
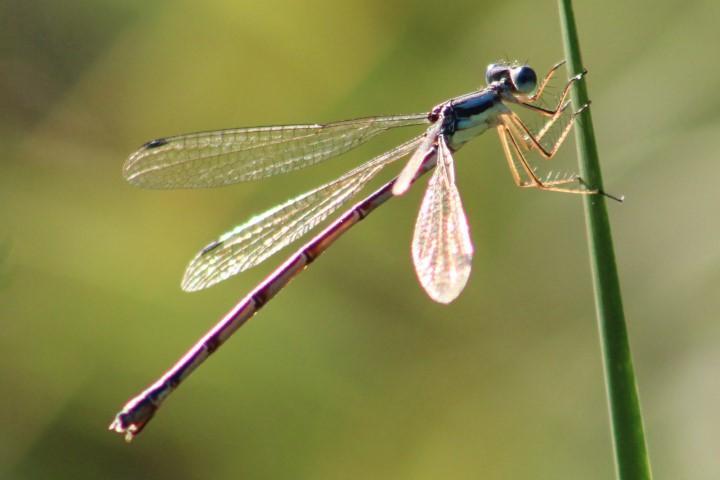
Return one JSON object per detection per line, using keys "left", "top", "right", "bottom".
{"left": 556, "top": 1, "right": 652, "bottom": 479}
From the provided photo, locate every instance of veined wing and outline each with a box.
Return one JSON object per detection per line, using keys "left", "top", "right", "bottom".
{"left": 182, "top": 135, "right": 425, "bottom": 291}
{"left": 124, "top": 114, "right": 428, "bottom": 189}
{"left": 411, "top": 135, "right": 473, "bottom": 304}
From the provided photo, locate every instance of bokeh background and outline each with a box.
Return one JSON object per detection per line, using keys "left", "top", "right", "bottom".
{"left": 2, "top": 0, "right": 718, "bottom": 478}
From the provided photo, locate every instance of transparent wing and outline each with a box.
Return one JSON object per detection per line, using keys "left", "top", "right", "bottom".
{"left": 124, "top": 114, "right": 428, "bottom": 189}
{"left": 411, "top": 135, "right": 473, "bottom": 304}
{"left": 182, "top": 135, "right": 426, "bottom": 291}
{"left": 392, "top": 121, "right": 441, "bottom": 196}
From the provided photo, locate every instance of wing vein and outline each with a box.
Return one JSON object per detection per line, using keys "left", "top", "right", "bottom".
{"left": 411, "top": 135, "right": 473, "bottom": 303}
{"left": 124, "top": 114, "right": 428, "bottom": 188}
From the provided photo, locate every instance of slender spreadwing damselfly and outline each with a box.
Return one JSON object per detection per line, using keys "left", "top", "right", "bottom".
{"left": 110, "top": 60, "right": 616, "bottom": 441}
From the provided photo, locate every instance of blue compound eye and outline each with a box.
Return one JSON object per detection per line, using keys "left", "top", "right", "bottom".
{"left": 485, "top": 63, "right": 510, "bottom": 85}
{"left": 510, "top": 66, "right": 537, "bottom": 94}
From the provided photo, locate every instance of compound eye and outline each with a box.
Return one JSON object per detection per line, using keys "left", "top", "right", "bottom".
{"left": 510, "top": 66, "right": 537, "bottom": 94}
{"left": 485, "top": 63, "right": 509, "bottom": 84}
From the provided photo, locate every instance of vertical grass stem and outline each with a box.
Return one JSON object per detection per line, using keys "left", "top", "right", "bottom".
{"left": 557, "top": 1, "right": 653, "bottom": 479}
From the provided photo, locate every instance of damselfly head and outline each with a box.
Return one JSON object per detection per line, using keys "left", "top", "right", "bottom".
{"left": 485, "top": 62, "right": 537, "bottom": 95}
{"left": 509, "top": 65, "right": 537, "bottom": 94}
{"left": 485, "top": 63, "right": 510, "bottom": 85}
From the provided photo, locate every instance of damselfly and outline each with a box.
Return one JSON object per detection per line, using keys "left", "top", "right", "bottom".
{"left": 110, "top": 60, "right": 609, "bottom": 441}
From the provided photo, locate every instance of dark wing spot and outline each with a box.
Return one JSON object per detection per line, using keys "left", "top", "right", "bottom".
{"left": 201, "top": 240, "right": 223, "bottom": 255}
{"left": 143, "top": 138, "right": 169, "bottom": 149}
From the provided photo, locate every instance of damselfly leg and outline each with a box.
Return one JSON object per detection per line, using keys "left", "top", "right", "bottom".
{"left": 498, "top": 122, "right": 589, "bottom": 194}
{"left": 487, "top": 64, "right": 595, "bottom": 195}
{"left": 524, "top": 60, "right": 567, "bottom": 103}
{"left": 512, "top": 69, "right": 588, "bottom": 150}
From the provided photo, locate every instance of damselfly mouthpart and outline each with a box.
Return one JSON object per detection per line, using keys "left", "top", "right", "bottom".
{"left": 111, "top": 60, "right": 602, "bottom": 441}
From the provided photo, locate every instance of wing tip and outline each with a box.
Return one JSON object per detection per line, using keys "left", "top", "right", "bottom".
{"left": 422, "top": 277, "right": 470, "bottom": 304}
{"left": 142, "top": 138, "right": 169, "bottom": 149}
{"left": 200, "top": 240, "right": 223, "bottom": 255}
{"left": 180, "top": 274, "right": 203, "bottom": 292}
{"left": 122, "top": 138, "right": 175, "bottom": 187}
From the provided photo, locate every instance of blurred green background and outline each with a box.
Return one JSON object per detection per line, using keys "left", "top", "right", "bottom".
{"left": 2, "top": 0, "right": 718, "bottom": 478}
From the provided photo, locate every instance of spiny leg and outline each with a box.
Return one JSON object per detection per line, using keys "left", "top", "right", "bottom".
{"left": 508, "top": 71, "right": 588, "bottom": 151}
{"left": 497, "top": 125, "right": 566, "bottom": 189}
{"left": 535, "top": 100, "right": 577, "bottom": 141}
{"left": 514, "top": 68, "right": 588, "bottom": 146}
{"left": 513, "top": 67, "right": 588, "bottom": 150}
{"left": 505, "top": 104, "right": 589, "bottom": 160}
{"left": 496, "top": 125, "right": 526, "bottom": 187}
{"left": 499, "top": 124, "right": 595, "bottom": 194}
{"left": 525, "top": 60, "right": 566, "bottom": 103}
{"left": 498, "top": 125, "right": 563, "bottom": 188}
{"left": 524, "top": 97, "right": 587, "bottom": 149}
{"left": 520, "top": 69, "right": 586, "bottom": 116}
{"left": 501, "top": 106, "right": 572, "bottom": 153}
{"left": 500, "top": 108, "right": 623, "bottom": 200}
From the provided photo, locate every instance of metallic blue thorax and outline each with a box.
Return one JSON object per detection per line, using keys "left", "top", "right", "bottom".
{"left": 444, "top": 88, "right": 509, "bottom": 150}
